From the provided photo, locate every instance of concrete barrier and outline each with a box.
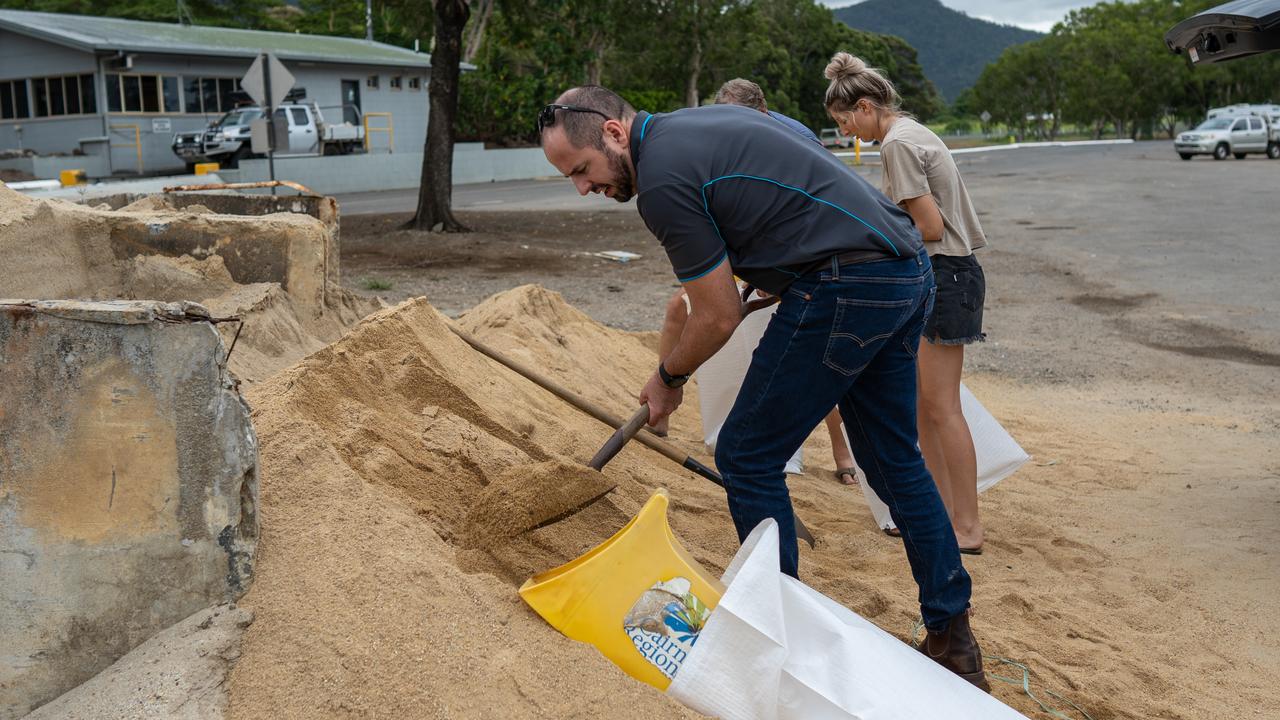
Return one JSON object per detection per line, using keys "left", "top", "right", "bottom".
{"left": 87, "top": 191, "right": 343, "bottom": 294}
{"left": 0, "top": 186, "right": 335, "bottom": 320}
{"left": 0, "top": 154, "right": 111, "bottom": 181}
{"left": 0, "top": 299, "right": 259, "bottom": 720}
{"left": 233, "top": 144, "right": 555, "bottom": 194}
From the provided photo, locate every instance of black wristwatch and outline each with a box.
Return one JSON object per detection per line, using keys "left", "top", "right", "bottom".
{"left": 658, "top": 362, "right": 690, "bottom": 389}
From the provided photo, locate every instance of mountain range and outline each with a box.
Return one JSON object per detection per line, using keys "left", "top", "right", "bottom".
{"left": 832, "top": 0, "right": 1043, "bottom": 103}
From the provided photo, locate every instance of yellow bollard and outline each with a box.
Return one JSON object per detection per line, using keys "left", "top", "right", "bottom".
{"left": 854, "top": 137, "right": 862, "bottom": 166}
{"left": 519, "top": 489, "right": 724, "bottom": 690}
{"left": 194, "top": 162, "right": 219, "bottom": 176}
{"left": 59, "top": 169, "right": 86, "bottom": 187}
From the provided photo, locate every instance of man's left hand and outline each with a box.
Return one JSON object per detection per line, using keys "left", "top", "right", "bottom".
{"left": 640, "top": 371, "right": 683, "bottom": 428}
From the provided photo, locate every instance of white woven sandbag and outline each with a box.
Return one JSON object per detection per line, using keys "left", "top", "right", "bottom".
{"left": 697, "top": 302, "right": 804, "bottom": 474}
{"left": 857, "top": 382, "right": 1030, "bottom": 531}
{"left": 667, "top": 519, "right": 1028, "bottom": 720}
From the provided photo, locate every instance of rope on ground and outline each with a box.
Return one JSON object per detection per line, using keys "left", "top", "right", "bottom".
{"left": 910, "top": 618, "right": 1094, "bottom": 720}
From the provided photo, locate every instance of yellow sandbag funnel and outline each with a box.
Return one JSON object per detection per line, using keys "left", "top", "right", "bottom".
{"left": 519, "top": 489, "right": 724, "bottom": 690}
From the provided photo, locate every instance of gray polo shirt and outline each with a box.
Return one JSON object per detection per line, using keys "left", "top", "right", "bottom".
{"left": 629, "top": 104, "right": 922, "bottom": 294}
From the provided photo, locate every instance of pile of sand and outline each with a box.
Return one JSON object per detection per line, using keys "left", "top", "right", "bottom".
{"left": 230, "top": 294, "right": 712, "bottom": 718}
{"left": 0, "top": 183, "right": 377, "bottom": 383}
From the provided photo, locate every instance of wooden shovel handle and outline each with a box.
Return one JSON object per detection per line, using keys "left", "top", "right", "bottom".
{"left": 588, "top": 404, "right": 651, "bottom": 471}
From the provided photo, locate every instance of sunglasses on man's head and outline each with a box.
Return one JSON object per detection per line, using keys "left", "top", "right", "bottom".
{"left": 537, "top": 104, "right": 611, "bottom": 134}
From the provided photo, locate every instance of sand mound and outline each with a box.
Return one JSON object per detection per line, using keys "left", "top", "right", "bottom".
{"left": 0, "top": 185, "right": 377, "bottom": 383}
{"left": 231, "top": 296, "right": 711, "bottom": 718}
{"left": 458, "top": 285, "right": 705, "bottom": 443}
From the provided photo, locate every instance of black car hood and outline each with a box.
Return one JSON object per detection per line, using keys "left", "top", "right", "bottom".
{"left": 1166, "top": 0, "right": 1280, "bottom": 63}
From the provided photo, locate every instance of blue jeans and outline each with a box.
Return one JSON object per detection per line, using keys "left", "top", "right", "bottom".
{"left": 715, "top": 249, "right": 971, "bottom": 630}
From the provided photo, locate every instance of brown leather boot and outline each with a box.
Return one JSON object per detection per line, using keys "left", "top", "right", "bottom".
{"left": 918, "top": 609, "right": 991, "bottom": 692}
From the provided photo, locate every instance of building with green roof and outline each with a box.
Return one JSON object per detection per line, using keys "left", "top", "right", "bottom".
{"left": 0, "top": 9, "right": 441, "bottom": 175}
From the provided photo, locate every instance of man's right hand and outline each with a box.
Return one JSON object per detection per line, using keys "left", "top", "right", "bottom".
{"left": 640, "top": 371, "right": 684, "bottom": 428}
{"left": 741, "top": 285, "right": 780, "bottom": 317}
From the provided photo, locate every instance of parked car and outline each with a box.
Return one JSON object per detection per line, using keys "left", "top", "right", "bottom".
{"left": 173, "top": 102, "right": 365, "bottom": 169}
{"left": 819, "top": 128, "right": 855, "bottom": 149}
{"left": 1175, "top": 115, "right": 1280, "bottom": 160}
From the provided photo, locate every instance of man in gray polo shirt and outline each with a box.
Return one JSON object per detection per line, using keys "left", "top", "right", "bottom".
{"left": 538, "top": 85, "right": 988, "bottom": 690}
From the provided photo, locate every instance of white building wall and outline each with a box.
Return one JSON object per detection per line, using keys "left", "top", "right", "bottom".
{"left": 1, "top": 28, "right": 432, "bottom": 176}
{"left": 0, "top": 29, "right": 102, "bottom": 157}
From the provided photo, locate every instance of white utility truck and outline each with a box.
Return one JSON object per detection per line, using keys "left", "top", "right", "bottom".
{"left": 172, "top": 101, "right": 365, "bottom": 169}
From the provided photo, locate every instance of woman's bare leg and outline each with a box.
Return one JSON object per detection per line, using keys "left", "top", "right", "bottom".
{"left": 916, "top": 340, "right": 983, "bottom": 549}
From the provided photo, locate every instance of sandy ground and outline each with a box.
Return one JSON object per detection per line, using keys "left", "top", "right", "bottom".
{"left": 331, "top": 148, "right": 1279, "bottom": 718}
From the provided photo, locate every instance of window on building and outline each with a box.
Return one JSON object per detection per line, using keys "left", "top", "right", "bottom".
{"left": 182, "top": 76, "right": 243, "bottom": 114}
{"left": 389, "top": 75, "right": 403, "bottom": 91}
{"left": 366, "top": 75, "right": 379, "bottom": 90}
{"left": 106, "top": 73, "right": 179, "bottom": 114}
{"left": 162, "top": 77, "right": 179, "bottom": 113}
{"left": 408, "top": 77, "right": 421, "bottom": 91}
{"left": 27, "top": 74, "right": 96, "bottom": 118}
{"left": 0, "top": 79, "right": 32, "bottom": 120}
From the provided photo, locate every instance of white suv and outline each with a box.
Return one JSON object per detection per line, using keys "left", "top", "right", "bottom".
{"left": 1175, "top": 115, "right": 1280, "bottom": 160}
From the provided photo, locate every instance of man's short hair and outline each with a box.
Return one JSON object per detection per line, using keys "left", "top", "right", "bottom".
{"left": 542, "top": 85, "right": 636, "bottom": 149}
{"left": 715, "top": 78, "right": 767, "bottom": 112}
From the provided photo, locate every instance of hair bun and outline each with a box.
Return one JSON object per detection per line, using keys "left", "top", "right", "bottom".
{"left": 824, "top": 52, "right": 866, "bottom": 81}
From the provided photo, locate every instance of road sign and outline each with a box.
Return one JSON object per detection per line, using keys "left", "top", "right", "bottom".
{"left": 250, "top": 116, "right": 288, "bottom": 154}
{"left": 241, "top": 53, "right": 295, "bottom": 109}
{"left": 980, "top": 110, "right": 992, "bottom": 123}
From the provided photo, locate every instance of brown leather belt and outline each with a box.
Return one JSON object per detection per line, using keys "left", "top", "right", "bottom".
{"left": 831, "top": 248, "right": 898, "bottom": 266}
{"left": 794, "top": 248, "right": 896, "bottom": 277}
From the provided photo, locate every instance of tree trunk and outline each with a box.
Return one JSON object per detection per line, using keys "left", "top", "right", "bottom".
{"left": 587, "top": 32, "right": 606, "bottom": 86}
{"left": 408, "top": 0, "right": 470, "bottom": 233}
{"left": 463, "top": 0, "right": 493, "bottom": 63}
{"left": 684, "top": 3, "right": 701, "bottom": 108}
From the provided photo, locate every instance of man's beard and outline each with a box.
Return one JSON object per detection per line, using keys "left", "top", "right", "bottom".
{"left": 606, "top": 147, "right": 635, "bottom": 203}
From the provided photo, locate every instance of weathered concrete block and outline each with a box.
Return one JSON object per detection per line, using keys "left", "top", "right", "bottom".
{"left": 86, "top": 192, "right": 342, "bottom": 293}
{"left": 0, "top": 186, "right": 334, "bottom": 319}
{"left": 0, "top": 300, "right": 258, "bottom": 720}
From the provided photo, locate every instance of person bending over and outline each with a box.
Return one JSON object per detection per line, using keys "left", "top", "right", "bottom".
{"left": 538, "top": 84, "right": 989, "bottom": 690}
{"left": 653, "top": 77, "right": 858, "bottom": 485}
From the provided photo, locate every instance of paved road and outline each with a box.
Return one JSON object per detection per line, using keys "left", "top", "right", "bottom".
{"left": 336, "top": 141, "right": 1279, "bottom": 344}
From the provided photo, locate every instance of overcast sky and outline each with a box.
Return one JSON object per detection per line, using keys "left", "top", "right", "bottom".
{"left": 821, "top": 1, "right": 1100, "bottom": 33}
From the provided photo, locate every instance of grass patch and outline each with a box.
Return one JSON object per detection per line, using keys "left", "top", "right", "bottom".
{"left": 361, "top": 277, "right": 394, "bottom": 291}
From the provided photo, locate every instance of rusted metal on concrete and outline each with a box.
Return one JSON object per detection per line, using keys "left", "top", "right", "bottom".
{"left": 0, "top": 299, "right": 259, "bottom": 720}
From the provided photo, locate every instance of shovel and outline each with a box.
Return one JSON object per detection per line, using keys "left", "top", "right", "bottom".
{"left": 587, "top": 403, "right": 817, "bottom": 548}
{"left": 451, "top": 326, "right": 816, "bottom": 548}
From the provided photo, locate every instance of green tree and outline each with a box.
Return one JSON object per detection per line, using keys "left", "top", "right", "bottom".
{"left": 972, "top": 0, "right": 1280, "bottom": 141}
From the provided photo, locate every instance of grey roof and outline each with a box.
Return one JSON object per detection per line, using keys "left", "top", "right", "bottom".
{"left": 0, "top": 9, "right": 440, "bottom": 68}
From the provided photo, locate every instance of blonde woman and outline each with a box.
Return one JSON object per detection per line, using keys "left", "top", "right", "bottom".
{"left": 824, "top": 53, "right": 989, "bottom": 554}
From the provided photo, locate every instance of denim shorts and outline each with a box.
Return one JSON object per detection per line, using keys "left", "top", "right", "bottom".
{"left": 924, "top": 253, "right": 986, "bottom": 345}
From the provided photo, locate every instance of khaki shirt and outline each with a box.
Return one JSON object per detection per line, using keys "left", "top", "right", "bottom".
{"left": 880, "top": 117, "right": 986, "bottom": 258}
